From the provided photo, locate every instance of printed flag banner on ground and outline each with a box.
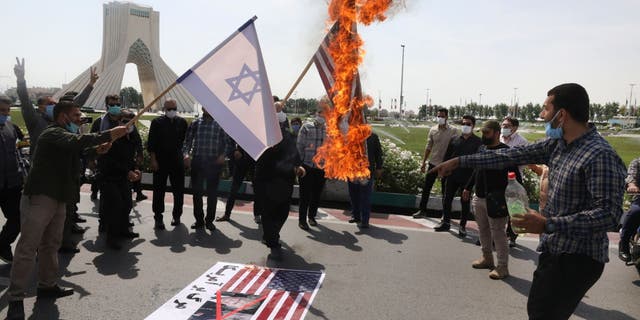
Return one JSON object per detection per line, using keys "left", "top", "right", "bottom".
{"left": 146, "top": 262, "right": 325, "bottom": 320}
{"left": 177, "top": 16, "right": 281, "bottom": 160}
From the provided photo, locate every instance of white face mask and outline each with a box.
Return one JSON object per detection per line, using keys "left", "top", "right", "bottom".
{"left": 501, "top": 128, "right": 512, "bottom": 137}
{"left": 437, "top": 117, "right": 446, "bottom": 125}
{"left": 276, "top": 111, "right": 287, "bottom": 123}
{"left": 166, "top": 110, "right": 177, "bottom": 119}
{"left": 127, "top": 125, "right": 134, "bottom": 134}
{"left": 461, "top": 125, "right": 472, "bottom": 134}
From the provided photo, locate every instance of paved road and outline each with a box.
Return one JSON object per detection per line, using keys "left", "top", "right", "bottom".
{"left": 0, "top": 190, "right": 638, "bottom": 320}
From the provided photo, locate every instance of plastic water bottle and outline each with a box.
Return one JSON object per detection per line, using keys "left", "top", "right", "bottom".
{"left": 505, "top": 171, "right": 528, "bottom": 234}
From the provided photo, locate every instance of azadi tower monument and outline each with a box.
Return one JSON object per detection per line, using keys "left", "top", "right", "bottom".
{"left": 54, "top": 1, "right": 196, "bottom": 112}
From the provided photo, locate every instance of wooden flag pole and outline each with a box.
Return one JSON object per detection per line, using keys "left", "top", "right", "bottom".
{"left": 127, "top": 82, "right": 178, "bottom": 126}
{"left": 283, "top": 57, "right": 315, "bottom": 103}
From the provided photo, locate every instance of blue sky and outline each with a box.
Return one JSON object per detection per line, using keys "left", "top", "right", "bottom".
{"left": 2, "top": 0, "right": 639, "bottom": 111}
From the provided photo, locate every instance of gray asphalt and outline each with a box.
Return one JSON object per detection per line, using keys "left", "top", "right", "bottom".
{"left": 0, "top": 194, "right": 638, "bottom": 320}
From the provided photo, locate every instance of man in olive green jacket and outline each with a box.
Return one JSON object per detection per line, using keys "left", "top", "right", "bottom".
{"left": 5, "top": 101, "right": 128, "bottom": 320}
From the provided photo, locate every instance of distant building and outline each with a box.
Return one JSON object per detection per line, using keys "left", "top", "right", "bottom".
{"left": 53, "top": 1, "right": 196, "bottom": 112}
{"left": 608, "top": 116, "right": 640, "bottom": 128}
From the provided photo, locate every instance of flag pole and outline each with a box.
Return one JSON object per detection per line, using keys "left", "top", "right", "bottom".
{"left": 127, "top": 82, "right": 178, "bottom": 126}
{"left": 283, "top": 57, "right": 314, "bottom": 103}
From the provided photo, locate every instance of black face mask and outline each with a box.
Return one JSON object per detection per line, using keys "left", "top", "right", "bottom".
{"left": 481, "top": 136, "right": 494, "bottom": 145}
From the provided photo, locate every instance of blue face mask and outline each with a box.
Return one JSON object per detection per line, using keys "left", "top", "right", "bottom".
{"left": 45, "top": 104, "right": 55, "bottom": 119}
{"left": 0, "top": 115, "right": 9, "bottom": 124}
{"left": 66, "top": 122, "right": 80, "bottom": 133}
{"left": 292, "top": 124, "right": 301, "bottom": 133}
{"left": 108, "top": 105, "right": 122, "bottom": 115}
{"left": 544, "top": 111, "right": 563, "bottom": 139}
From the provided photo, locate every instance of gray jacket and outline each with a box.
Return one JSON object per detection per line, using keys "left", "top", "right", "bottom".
{"left": 0, "top": 122, "right": 22, "bottom": 189}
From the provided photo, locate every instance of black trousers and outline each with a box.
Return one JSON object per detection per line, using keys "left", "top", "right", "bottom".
{"left": 0, "top": 187, "right": 21, "bottom": 249}
{"left": 258, "top": 182, "right": 291, "bottom": 248}
{"left": 419, "top": 163, "right": 443, "bottom": 211}
{"left": 101, "top": 179, "right": 132, "bottom": 239}
{"left": 298, "top": 166, "right": 326, "bottom": 222}
{"left": 191, "top": 158, "right": 222, "bottom": 224}
{"left": 152, "top": 163, "right": 185, "bottom": 221}
{"left": 225, "top": 158, "right": 252, "bottom": 216}
{"left": 528, "top": 253, "right": 604, "bottom": 320}
{"left": 442, "top": 178, "right": 470, "bottom": 227}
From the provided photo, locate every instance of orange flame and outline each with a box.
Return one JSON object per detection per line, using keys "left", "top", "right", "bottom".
{"left": 313, "top": 0, "right": 392, "bottom": 181}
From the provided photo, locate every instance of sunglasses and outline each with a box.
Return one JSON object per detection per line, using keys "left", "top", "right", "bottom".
{"left": 166, "top": 108, "right": 177, "bottom": 111}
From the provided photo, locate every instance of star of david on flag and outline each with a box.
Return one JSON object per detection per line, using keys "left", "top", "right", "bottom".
{"left": 176, "top": 16, "right": 281, "bottom": 160}
{"left": 225, "top": 64, "right": 262, "bottom": 105}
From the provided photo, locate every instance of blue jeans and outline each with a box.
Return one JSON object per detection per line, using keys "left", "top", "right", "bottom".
{"left": 348, "top": 178, "right": 374, "bottom": 224}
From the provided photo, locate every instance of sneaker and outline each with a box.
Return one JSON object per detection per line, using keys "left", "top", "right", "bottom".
{"left": 135, "top": 192, "right": 148, "bottom": 202}
{"left": 458, "top": 226, "right": 467, "bottom": 238}
{"left": 308, "top": 218, "right": 318, "bottom": 226}
{"left": 191, "top": 222, "right": 204, "bottom": 230}
{"left": 205, "top": 221, "right": 216, "bottom": 231}
{"left": 489, "top": 265, "right": 509, "bottom": 280}
{"left": 299, "top": 221, "right": 310, "bottom": 231}
{"left": 254, "top": 215, "right": 262, "bottom": 224}
{"left": 348, "top": 218, "right": 360, "bottom": 223}
{"left": 412, "top": 210, "right": 427, "bottom": 219}
{"left": 433, "top": 222, "right": 450, "bottom": 232}
{"left": 37, "top": 285, "right": 74, "bottom": 299}
{"left": 215, "top": 215, "right": 231, "bottom": 222}
{"left": 268, "top": 247, "right": 283, "bottom": 261}
{"left": 0, "top": 246, "right": 13, "bottom": 263}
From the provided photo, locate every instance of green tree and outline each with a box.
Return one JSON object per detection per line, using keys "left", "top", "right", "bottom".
{"left": 120, "top": 87, "right": 143, "bottom": 109}
{"left": 418, "top": 104, "right": 427, "bottom": 119}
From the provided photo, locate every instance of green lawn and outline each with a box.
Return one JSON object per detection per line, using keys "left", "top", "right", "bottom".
{"left": 372, "top": 124, "right": 639, "bottom": 166}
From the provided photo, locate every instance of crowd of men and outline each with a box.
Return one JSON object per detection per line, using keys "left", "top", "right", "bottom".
{"left": 0, "top": 58, "right": 386, "bottom": 319}
{"left": 0, "top": 57, "right": 638, "bottom": 319}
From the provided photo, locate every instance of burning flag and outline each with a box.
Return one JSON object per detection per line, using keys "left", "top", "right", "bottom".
{"left": 313, "top": 0, "right": 393, "bottom": 181}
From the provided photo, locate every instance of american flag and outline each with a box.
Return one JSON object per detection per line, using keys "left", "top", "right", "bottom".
{"left": 214, "top": 266, "right": 324, "bottom": 320}
{"left": 312, "top": 22, "right": 362, "bottom": 101}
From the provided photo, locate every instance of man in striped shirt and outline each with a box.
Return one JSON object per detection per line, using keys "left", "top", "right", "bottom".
{"left": 430, "top": 83, "right": 626, "bottom": 319}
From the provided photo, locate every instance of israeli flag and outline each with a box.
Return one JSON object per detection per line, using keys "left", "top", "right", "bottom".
{"left": 177, "top": 16, "right": 281, "bottom": 160}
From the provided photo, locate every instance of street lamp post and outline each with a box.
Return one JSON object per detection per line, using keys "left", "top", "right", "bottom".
{"left": 399, "top": 44, "right": 405, "bottom": 117}
{"left": 479, "top": 93, "right": 482, "bottom": 106}
{"left": 513, "top": 87, "right": 518, "bottom": 117}
{"left": 629, "top": 84, "right": 636, "bottom": 115}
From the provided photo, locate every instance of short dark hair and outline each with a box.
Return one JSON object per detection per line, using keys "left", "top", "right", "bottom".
{"left": 105, "top": 94, "right": 120, "bottom": 104}
{"left": 273, "top": 95, "right": 280, "bottom": 102}
{"left": 53, "top": 101, "right": 79, "bottom": 120}
{"left": 547, "top": 83, "right": 589, "bottom": 122}
{"left": 482, "top": 120, "right": 501, "bottom": 133}
{"left": 290, "top": 117, "right": 302, "bottom": 125}
{"left": 437, "top": 108, "right": 448, "bottom": 116}
{"left": 462, "top": 115, "right": 476, "bottom": 125}
{"left": 36, "top": 96, "right": 51, "bottom": 106}
{"left": 502, "top": 116, "right": 519, "bottom": 127}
